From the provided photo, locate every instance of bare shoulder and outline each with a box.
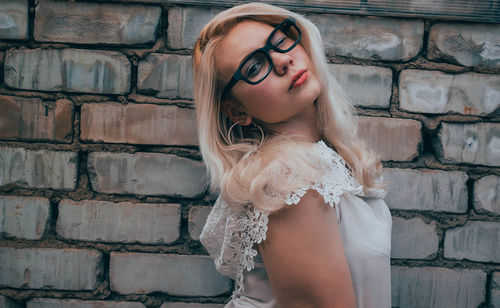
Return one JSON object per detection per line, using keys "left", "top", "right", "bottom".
{"left": 257, "top": 190, "right": 356, "bottom": 308}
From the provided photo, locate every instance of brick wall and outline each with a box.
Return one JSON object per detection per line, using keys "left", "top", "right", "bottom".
{"left": 0, "top": 1, "right": 499, "bottom": 307}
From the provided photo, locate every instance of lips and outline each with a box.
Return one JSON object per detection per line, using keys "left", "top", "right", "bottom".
{"left": 289, "top": 69, "right": 308, "bottom": 90}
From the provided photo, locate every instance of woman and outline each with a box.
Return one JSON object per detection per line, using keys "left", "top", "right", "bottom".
{"left": 193, "top": 3, "right": 392, "bottom": 307}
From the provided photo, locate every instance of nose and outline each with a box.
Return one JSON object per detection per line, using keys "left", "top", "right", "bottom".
{"left": 271, "top": 52, "right": 293, "bottom": 76}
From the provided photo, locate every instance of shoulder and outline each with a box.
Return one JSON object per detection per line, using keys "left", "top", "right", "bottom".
{"left": 258, "top": 189, "right": 357, "bottom": 306}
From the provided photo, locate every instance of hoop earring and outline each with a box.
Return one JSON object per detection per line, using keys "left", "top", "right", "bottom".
{"left": 226, "top": 120, "right": 242, "bottom": 145}
{"left": 252, "top": 121, "right": 265, "bottom": 147}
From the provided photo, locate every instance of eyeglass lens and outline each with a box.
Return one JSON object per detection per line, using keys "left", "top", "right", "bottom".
{"left": 240, "top": 22, "right": 300, "bottom": 82}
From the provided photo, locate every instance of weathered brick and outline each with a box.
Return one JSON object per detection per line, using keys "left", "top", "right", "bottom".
{"left": 0, "top": 1, "right": 28, "bottom": 40}
{"left": 137, "top": 54, "right": 193, "bottom": 99}
{"left": 0, "top": 147, "right": 77, "bottom": 190}
{"left": 34, "top": 0, "right": 161, "bottom": 45}
{"left": 0, "top": 196, "right": 50, "bottom": 240}
{"left": 160, "top": 303, "right": 224, "bottom": 308}
{"left": 188, "top": 206, "right": 212, "bottom": 241}
{"left": 474, "top": 175, "right": 500, "bottom": 215}
{"left": 110, "top": 252, "right": 232, "bottom": 296}
{"left": 444, "top": 221, "right": 500, "bottom": 263}
{"left": 383, "top": 168, "right": 468, "bottom": 212}
{"left": 328, "top": 64, "right": 392, "bottom": 109}
{"left": 27, "top": 298, "right": 145, "bottom": 308}
{"left": 87, "top": 152, "right": 207, "bottom": 198}
{"left": 4, "top": 48, "right": 131, "bottom": 94}
{"left": 435, "top": 122, "right": 500, "bottom": 167}
{"left": 391, "top": 266, "right": 486, "bottom": 308}
{"left": 368, "top": 0, "right": 493, "bottom": 18}
{"left": 0, "top": 247, "right": 103, "bottom": 290}
{"left": 428, "top": 22, "right": 500, "bottom": 69}
{"left": 80, "top": 103, "right": 197, "bottom": 146}
{"left": 399, "top": 70, "right": 500, "bottom": 115}
{"left": 0, "top": 95, "right": 73, "bottom": 143}
{"left": 307, "top": 14, "right": 423, "bottom": 61}
{"left": 391, "top": 217, "right": 439, "bottom": 259}
{"left": 0, "top": 295, "right": 22, "bottom": 308}
{"left": 57, "top": 199, "right": 180, "bottom": 244}
{"left": 167, "top": 7, "right": 222, "bottom": 50}
{"left": 358, "top": 117, "right": 422, "bottom": 161}
{"left": 491, "top": 272, "right": 500, "bottom": 308}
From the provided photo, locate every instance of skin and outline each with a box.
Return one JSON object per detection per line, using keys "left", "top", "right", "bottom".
{"left": 216, "top": 20, "right": 356, "bottom": 307}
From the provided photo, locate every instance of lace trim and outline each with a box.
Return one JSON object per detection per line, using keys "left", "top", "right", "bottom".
{"left": 285, "top": 140, "right": 363, "bottom": 207}
{"left": 225, "top": 206, "right": 269, "bottom": 297}
{"left": 201, "top": 140, "right": 383, "bottom": 299}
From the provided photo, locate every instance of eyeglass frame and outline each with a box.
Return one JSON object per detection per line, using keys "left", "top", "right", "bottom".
{"left": 220, "top": 17, "right": 302, "bottom": 101}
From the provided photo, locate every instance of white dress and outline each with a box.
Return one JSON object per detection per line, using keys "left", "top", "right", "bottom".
{"left": 200, "top": 141, "right": 392, "bottom": 308}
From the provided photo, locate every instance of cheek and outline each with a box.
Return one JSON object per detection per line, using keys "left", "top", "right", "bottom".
{"left": 238, "top": 80, "right": 278, "bottom": 104}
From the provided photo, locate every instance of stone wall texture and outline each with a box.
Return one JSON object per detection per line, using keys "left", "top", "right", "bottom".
{"left": 0, "top": 0, "right": 498, "bottom": 307}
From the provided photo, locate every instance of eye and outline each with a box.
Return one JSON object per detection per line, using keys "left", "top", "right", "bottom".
{"left": 244, "top": 59, "right": 264, "bottom": 78}
{"left": 272, "top": 34, "right": 288, "bottom": 47}
{"left": 241, "top": 52, "right": 267, "bottom": 80}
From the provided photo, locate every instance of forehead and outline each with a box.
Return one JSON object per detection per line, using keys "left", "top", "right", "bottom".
{"left": 216, "top": 20, "right": 275, "bottom": 78}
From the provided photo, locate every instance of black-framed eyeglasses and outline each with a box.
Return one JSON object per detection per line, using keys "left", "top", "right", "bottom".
{"left": 220, "top": 17, "right": 302, "bottom": 100}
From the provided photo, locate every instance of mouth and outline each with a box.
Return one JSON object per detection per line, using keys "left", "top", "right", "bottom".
{"left": 289, "top": 69, "right": 308, "bottom": 90}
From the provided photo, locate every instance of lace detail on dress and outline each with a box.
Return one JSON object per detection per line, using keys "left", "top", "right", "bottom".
{"left": 200, "top": 198, "right": 269, "bottom": 298}
{"left": 200, "top": 140, "right": 384, "bottom": 299}
{"left": 285, "top": 140, "right": 363, "bottom": 207}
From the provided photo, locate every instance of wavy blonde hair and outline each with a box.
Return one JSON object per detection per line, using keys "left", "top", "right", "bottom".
{"left": 193, "top": 3, "right": 385, "bottom": 211}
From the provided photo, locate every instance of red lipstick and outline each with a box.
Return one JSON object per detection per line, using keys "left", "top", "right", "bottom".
{"left": 290, "top": 69, "right": 308, "bottom": 90}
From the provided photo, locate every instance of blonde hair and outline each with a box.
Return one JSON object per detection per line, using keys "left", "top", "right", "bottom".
{"left": 193, "top": 2, "right": 384, "bottom": 211}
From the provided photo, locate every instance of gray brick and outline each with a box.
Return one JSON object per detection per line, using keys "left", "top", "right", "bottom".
{"left": 110, "top": 252, "right": 232, "bottom": 296}
{"left": 391, "top": 266, "right": 486, "bottom": 308}
{"left": 34, "top": 0, "right": 161, "bottom": 45}
{"left": 474, "top": 175, "right": 500, "bottom": 215}
{"left": 368, "top": 0, "right": 493, "bottom": 17}
{"left": 0, "top": 1, "right": 28, "bottom": 40}
{"left": 391, "top": 217, "right": 439, "bottom": 259}
{"left": 188, "top": 206, "right": 212, "bottom": 241}
{"left": 0, "top": 295, "right": 22, "bottom": 308}
{"left": 0, "top": 248, "right": 103, "bottom": 290}
{"left": 0, "top": 95, "right": 73, "bottom": 143}
{"left": 383, "top": 168, "right": 468, "bottom": 212}
{"left": 358, "top": 117, "right": 422, "bottom": 161}
{"left": 0, "top": 196, "right": 50, "bottom": 240}
{"left": 0, "top": 147, "right": 78, "bottom": 190}
{"left": 57, "top": 199, "right": 180, "bottom": 244}
{"left": 167, "top": 7, "right": 222, "bottom": 50}
{"left": 435, "top": 122, "right": 500, "bottom": 167}
{"left": 87, "top": 152, "right": 207, "bottom": 198}
{"left": 328, "top": 64, "right": 391, "bottom": 109}
{"left": 80, "top": 103, "right": 198, "bottom": 146}
{"left": 27, "top": 298, "right": 145, "bottom": 308}
{"left": 4, "top": 48, "right": 131, "bottom": 94}
{"left": 444, "top": 221, "right": 500, "bottom": 263}
{"left": 428, "top": 22, "right": 500, "bottom": 69}
{"left": 492, "top": 272, "right": 500, "bottom": 308}
{"left": 161, "top": 303, "right": 225, "bottom": 308}
{"left": 307, "top": 14, "right": 423, "bottom": 61}
{"left": 400, "top": 70, "right": 500, "bottom": 115}
{"left": 137, "top": 54, "right": 193, "bottom": 99}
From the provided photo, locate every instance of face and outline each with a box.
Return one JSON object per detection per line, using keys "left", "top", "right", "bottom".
{"left": 216, "top": 20, "right": 321, "bottom": 127}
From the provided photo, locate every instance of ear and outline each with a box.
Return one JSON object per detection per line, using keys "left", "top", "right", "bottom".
{"left": 222, "top": 101, "right": 252, "bottom": 126}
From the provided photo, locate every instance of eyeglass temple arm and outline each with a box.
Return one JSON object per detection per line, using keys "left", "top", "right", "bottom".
{"left": 221, "top": 76, "right": 238, "bottom": 100}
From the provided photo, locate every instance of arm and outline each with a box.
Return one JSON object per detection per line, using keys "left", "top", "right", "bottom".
{"left": 257, "top": 190, "right": 356, "bottom": 308}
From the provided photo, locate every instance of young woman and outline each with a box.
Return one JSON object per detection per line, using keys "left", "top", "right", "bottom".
{"left": 193, "top": 3, "right": 392, "bottom": 307}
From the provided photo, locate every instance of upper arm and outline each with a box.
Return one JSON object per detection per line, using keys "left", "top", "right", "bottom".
{"left": 257, "top": 190, "right": 356, "bottom": 308}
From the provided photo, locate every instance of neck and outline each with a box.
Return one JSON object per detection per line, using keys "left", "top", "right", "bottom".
{"left": 263, "top": 105, "right": 321, "bottom": 143}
